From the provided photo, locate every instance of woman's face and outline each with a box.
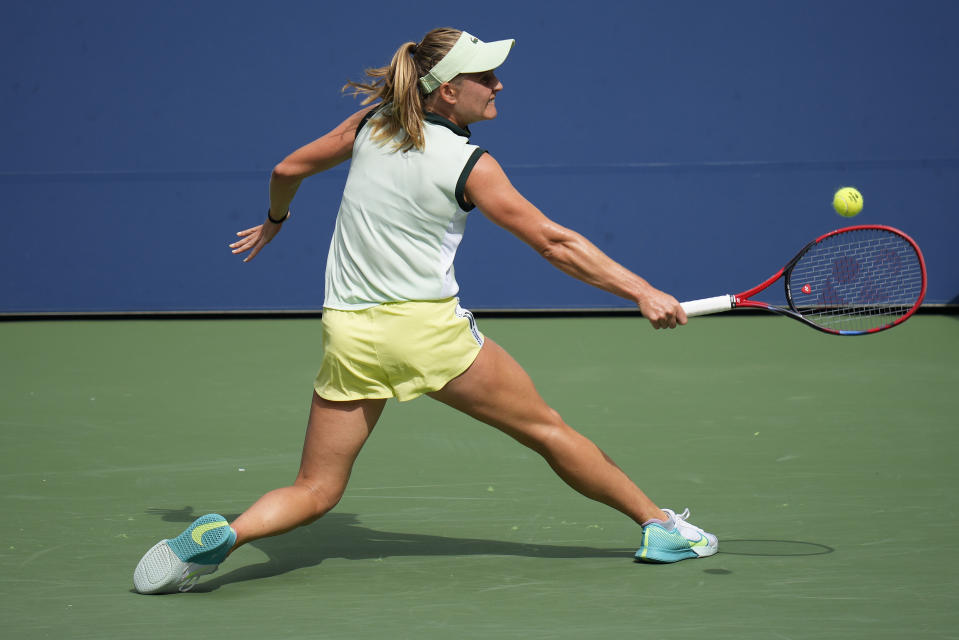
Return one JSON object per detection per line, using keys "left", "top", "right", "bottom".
{"left": 450, "top": 70, "right": 502, "bottom": 125}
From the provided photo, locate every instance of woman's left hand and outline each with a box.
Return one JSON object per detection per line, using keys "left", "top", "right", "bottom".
{"left": 229, "top": 219, "right": 283, "bottom": 263}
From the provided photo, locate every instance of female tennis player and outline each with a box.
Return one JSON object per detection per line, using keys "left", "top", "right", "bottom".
{"left": 133, "top": 27, "right": 717, "bottom": 594}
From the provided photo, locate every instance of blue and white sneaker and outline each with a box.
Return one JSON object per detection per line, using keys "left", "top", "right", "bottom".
{"left": 133, "top": 514, "right": 236, "bottom": 594}
{"left": 635, "top": 508, "right": 718, "bottom": 563}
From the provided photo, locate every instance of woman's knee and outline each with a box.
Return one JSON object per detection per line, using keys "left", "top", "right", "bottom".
{"left": 293, "top": 476, "right": 346, "bottom": 517}
{"left": 517, "top": 408, "right": 572, "bottom": 452}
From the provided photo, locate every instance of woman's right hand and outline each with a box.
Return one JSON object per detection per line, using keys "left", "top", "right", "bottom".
{"left": 637, "top": 288, "right": 688, "bottom": 330}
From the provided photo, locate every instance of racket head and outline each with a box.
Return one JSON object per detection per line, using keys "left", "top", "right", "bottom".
{"left": 783, "top": 225, "right": 926, "bottom": 335}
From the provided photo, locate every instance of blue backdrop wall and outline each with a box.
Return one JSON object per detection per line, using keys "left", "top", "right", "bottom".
{"left": 2, "top": 0, "right": 957, "bottom": 313}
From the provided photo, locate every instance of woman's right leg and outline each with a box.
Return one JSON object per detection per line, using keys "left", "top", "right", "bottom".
{"left": 228, "top": 392, "right": 386, "bottom": 550}
{"left": 429, "top": 338, "right": 666, "bottom": 525}
{"left": 428, "top": 338, "right": 717, "bottom": 564}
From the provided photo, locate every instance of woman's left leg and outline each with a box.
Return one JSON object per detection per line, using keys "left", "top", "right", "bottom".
{"left": 229, "top": 392, "right": 386, "bottom": 549}
{"left": 133, "top": 392, "right": 385, "bottom": 594}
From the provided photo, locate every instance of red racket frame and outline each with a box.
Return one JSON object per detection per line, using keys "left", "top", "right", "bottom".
{"left": 727, "top": 224, "right": 927, "bottom": 335}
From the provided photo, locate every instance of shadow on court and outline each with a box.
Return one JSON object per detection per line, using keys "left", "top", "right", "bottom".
{"left": 145, "top": 507, "right": 633, "bottom": 592}
{"left": 144, "top": 507, "right": 833, "bottom": 592}
{"left": 719, "top": 539, "right": 833, "bottom": 557}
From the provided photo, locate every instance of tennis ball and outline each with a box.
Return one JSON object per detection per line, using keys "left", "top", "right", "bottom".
{"left": 833, "top": 187, "right": 863, "bottom": 217}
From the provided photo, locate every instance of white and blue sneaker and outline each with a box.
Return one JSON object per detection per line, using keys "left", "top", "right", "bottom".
{"left": 133, "top": 513, "right": 236, "bottom": 594}
{"left": 635, "top": 508, "right": 718, "bottom": 563}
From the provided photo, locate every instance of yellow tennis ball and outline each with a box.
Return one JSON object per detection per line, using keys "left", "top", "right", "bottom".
{"left": 833, "top": 187, "right": 863, "bottom": 217}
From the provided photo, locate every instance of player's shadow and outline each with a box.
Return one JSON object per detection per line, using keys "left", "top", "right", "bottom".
{"left": 146, "top": 507, "right": 632, "bottom": 592}
{"left": 144, "top": 508, "right": 835, "bottom": 592}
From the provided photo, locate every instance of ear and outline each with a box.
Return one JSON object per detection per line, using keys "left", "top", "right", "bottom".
{"left": 435, "top": 81, "right": 459, "bottom": 106}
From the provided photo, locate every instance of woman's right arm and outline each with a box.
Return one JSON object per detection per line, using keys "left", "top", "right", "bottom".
{"left": 465, "top": 153, "right": 686, "bottom": 329}
{"left": 231, "top": 107, "right": 374, "bottom": 263}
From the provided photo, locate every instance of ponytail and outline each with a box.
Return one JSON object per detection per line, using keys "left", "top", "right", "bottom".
{"left": 343, "top": 28, "right": 461, "bottom": 152}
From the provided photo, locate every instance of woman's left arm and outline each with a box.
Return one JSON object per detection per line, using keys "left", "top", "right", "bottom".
{"left": 231, "top": 107, "right": 374, "bottom": 263}
{"left": 465, "top": 153, "right": 686, "bottom": 329}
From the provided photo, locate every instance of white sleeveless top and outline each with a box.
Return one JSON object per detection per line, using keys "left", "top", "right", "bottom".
{"left": 323, "top": 110, "right": 486, "bottom": 310}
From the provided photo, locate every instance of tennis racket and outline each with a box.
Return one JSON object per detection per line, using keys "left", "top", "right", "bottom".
{"left": 680, "top": 224, "right": 927, "bottom": 335}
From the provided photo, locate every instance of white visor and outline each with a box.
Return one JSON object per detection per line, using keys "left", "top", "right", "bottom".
{"left": 419, "top": 31, "right": 515, "bottom": 93}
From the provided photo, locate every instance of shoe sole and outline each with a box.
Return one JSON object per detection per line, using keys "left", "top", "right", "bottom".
{"left": 635, "top": 545, "right": 717, "bottom": 563}
{"left": 133, "top": 540, "right": 188, "bottom": 594}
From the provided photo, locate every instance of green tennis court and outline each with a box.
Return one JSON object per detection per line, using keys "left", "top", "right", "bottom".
{"left": 2, "top": 315, "right": 958, "bottom": 639}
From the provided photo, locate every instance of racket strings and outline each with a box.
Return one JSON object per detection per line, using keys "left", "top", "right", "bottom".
{"left": 786, "top": 228, "right": 924, "bottom": 332}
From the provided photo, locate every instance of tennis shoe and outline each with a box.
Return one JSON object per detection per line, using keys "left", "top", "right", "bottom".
{"left": 133, "top": 513, "right": 236, "bottom": 594}
{"left": 635, "top": 508, "right": 718, "bottom": 563}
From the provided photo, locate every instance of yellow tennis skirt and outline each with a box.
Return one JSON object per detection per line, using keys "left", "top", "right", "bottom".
{"left": 315, "top": 297, "right": 485, "bottom": 402}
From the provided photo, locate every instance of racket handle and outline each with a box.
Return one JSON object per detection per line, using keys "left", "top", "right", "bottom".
{"left": 681, "top": 295, "right": 734, "bottom": 317}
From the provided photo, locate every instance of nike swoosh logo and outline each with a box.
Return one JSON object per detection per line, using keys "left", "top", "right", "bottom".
{"left": 191, "top": 521, "right": 229, "bottom": 546}
{"left": 688, "top": 533, "right": 709, "bottom": 547}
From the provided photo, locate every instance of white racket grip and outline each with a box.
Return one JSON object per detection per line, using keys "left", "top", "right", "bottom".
{"left": 681, "top": 295, "right": 734, "bottom": 317}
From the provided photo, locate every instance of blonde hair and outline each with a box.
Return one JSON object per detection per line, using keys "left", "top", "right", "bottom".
{"left": 343, "top": 27, "right": 461, "bottom": 152}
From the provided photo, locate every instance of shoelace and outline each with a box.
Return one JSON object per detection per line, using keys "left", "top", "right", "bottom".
{"left": 670, "top": 508, "right": 707, "bottom": 542}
